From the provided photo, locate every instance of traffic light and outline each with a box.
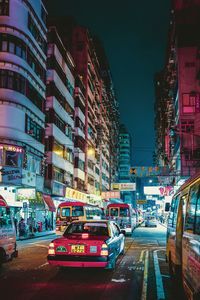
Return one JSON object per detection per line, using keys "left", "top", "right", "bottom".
{"left": 130, "top": 167, "right": 136, "bottom": 175}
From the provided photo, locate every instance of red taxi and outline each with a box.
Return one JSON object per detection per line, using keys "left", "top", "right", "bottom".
{"left": 47, "top": 220, "right": 125, "bottom": 270}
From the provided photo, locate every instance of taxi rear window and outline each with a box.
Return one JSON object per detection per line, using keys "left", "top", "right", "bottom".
{"left": 64, "top": 222, "right": 109, "bottom": 236}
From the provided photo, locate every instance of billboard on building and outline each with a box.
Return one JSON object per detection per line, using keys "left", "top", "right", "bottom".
{"left": 101, "top": 191, "right": 120, "bottom": 199}
{"left": 111, "top": 183, "right": 136, "bottom": 191}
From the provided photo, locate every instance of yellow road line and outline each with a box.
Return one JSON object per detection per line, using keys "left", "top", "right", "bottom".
{"left": 141, "top": 250, "right": 149, "bottom": 300}
{"left": 139, "top": 250, "right": 145, "bottom": 262}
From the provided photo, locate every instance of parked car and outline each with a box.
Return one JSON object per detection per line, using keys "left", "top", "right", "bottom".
{"left": 145, "top": 216, "right": 157, "bottom": 227}
{"left": 47, "top": 220, "right": 125, "bottom": 270}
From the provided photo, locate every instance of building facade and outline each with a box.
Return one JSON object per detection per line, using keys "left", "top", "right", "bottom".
{"left": 45, "top": 26, "right": 75, "bottom": 198}
{"left": 118, "top": 124, "right": 134, "bottom": 205}
{"left": 154, "top": 0, "right": 200, "bottom": 183}
{"left": 0, "top": 0, "right": 48, "bottom": 222}
{"left": 71, "top": 26, "right": 119, "bottom": 195}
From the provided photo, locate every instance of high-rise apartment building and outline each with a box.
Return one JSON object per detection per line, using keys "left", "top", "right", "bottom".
{"left": 0, "top": 0, "right": 47, "bottom": 216}
{"left": 71, "top": 26, "right": 119, "bottom": 195}
{"left": 45, "top": 26, "right": 75, "bottom": 198}
{"left": 118, "top": 124, "right": 133, "bottom": 204}
{"left": 155, "top": 0, "right": 200, "bottom": 182}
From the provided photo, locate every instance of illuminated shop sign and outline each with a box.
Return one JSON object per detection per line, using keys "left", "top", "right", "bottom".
{"left": 0, "top": 144, "right": 23, "bottom": 153}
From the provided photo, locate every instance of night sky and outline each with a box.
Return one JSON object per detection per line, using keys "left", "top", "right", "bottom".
{"left": 45, "top": 0, "right": 171, "bottom": 166}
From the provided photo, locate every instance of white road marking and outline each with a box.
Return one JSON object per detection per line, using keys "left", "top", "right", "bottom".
{"left": 141, "top": 250, "right": 149, "bottom": 300}
{"left": 34, "top": 244, "right": 49, "bottom": 249}
{"left": 36, "top": 262, "right": 49, "bottom": 269}
{"left": 111, "top": 279, "right": 127, "bottom": 283}
{"left": 153, "top": 250, "right": 165, "bottom": 300}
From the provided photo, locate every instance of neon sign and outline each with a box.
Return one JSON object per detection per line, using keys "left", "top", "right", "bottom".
{"left": 0, "top": 145, "right": 23, "bottom": 153}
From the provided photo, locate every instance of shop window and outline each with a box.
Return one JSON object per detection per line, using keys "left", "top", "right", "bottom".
{"left": 0, "top": 0, "right": 9, "bottom": 16}
{"left": 4, "top": 150, "right": 23, "bottom": 167}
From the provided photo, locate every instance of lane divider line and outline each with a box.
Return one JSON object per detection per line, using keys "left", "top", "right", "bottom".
{"left": 141, "top": 250, "right": 149, "bottom": 300}
{"left": 139, "top": 250, "right": 145, "bottom": 263}
{"left": 153, "top": 250, "right": 165, "bottom": 300}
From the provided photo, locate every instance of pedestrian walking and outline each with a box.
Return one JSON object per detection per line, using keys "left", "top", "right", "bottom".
{"left": 14, "top": 217, "right": 18, "bottom": 235}
{"left": 18, "top": 218, "right": 26, "bottom": 239}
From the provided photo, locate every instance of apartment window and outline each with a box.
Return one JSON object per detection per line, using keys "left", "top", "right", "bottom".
{"left": 64, "top": 148, "right": 73, "bottom": 163}
{"left": 75, "top": 157, "right": 84, "bottom": 171}
{"left": 0, "top": 69, "right": 44, "bottom": 110}
{"left": 46, "top": 82, "right": 74, "bottom": 116}
{"left": 66, "top": 78, "right": 74, "bottom": 96}
{"left": 65, "top": 125, "right": 73, "bottom": 140}
{"left": 25, "top": 115, "right": 44, "bottom": 143}
{"left": 53, "top": 140, "right": 64, "bottom": 158}
{"left": 47, "top": 56, "right": 66, "bottom": 85}
{"left": 54, "top": 113, "right": 65, "bottom": 133}
{"left": 53, "top": 167, "right": 64, "bottom": 183}
{"left": 0, "top": 34, "right": 45, "bottom": 82}
{"left": 28, "top": 13, "right": 46, "bottom": 53}
{"left": 0, "top": 0, "right": 9, "bottom": 16}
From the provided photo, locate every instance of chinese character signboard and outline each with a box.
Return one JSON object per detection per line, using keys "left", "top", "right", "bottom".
{"left": 111, "top": 183, "right": 136, "bottom": 191}
{"left": 101, "top": 191, "right": 120, "bottom": 199}
{"left": 129, "top": 166, "right": 170, "bottom": 177}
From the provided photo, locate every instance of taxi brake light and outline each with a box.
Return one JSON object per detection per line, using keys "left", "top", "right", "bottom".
{"left": 82, "top": 233, "right": 89, "bottom": 239}
{"left": 100, "top": 243, "right": 108, "bottom": 256}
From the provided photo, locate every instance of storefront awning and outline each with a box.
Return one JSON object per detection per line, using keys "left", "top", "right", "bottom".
{"left": 43, "top": 195, "right": 56, "bottom": 212}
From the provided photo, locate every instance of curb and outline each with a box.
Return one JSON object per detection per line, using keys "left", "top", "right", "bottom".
{"left": 17, "top": 231, "right": 55, "bottom": 241}
{"left": 159, "top": 222, "right": 167, "bottom": 228}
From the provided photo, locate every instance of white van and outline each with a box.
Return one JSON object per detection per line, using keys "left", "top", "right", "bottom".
{"left": 0, "top": 197, "right": 18, "bottom": 266}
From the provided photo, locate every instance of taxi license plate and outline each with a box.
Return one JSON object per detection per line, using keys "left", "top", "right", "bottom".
{"left": 71, "top": 245, "right": 85, "bottom": 253}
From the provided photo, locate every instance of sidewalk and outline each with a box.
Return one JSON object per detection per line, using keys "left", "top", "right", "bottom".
{"left": 159, "top": 221, "right": 167, "bottom": 228}
{"left": 16, "top": 230, "right": 55, "bottom": 241}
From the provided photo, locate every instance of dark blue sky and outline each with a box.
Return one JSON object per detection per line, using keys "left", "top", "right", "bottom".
{"left": 45, "top": 0, "right": 171, "bottom": 166}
